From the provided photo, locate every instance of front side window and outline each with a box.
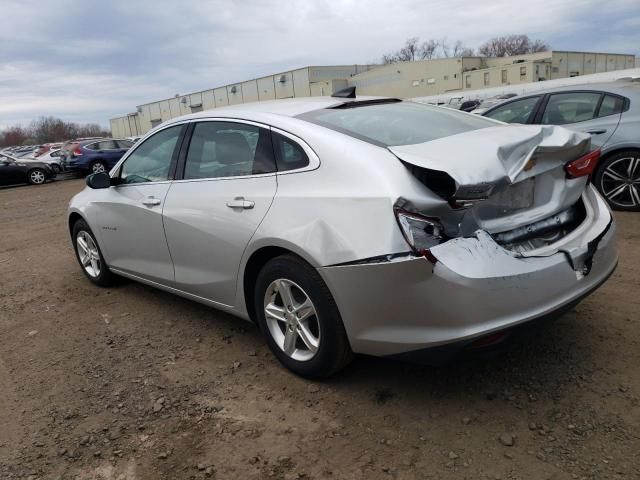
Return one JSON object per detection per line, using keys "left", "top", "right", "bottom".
{"left": 541, "top": 92, "right": 601, "bottom": 125}
{"left": 119, "top": 125, "right": 182, "bottom": 184}
{"left": 117, "top": 140, "right": 133, "bottom": 149}
{"left": 183, "top": 121, "right": 276, "bottom": 179}
{"left": 485, "top": 96, "right": 540, "bottom": 124}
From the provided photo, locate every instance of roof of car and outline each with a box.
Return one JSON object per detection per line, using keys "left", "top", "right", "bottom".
{"left": 169, "top": 96, "right": 396, "bottom": 122}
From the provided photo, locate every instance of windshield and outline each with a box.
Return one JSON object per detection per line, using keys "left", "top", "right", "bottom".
{"left": 298, "top": 101, "right": 496, "bottom": 146}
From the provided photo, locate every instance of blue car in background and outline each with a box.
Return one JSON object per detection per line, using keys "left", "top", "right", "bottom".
{"left": 63, "top": 138, "right": 133, "bottom": 174}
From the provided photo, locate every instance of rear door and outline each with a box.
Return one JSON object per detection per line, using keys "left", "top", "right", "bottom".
{"left": 94, "top": 124, "right": 185, "bottom": 283}
{"left": 536, "top": 91, "right": 623, "bottom": 149}
{"left": 162, "top": 119, "right": 278, "bottom": 306}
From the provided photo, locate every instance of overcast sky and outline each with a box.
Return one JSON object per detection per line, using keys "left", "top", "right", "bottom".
{"left": 1, "top": 0, "right": 638, "bottom": 129}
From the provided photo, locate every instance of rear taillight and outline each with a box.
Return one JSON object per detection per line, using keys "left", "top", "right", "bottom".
{"left": 565, "top": 149, "right": 600, "bottom": 179}
{"left": 72, "top": 147, "right": 83, "bottom": 157}
{"left": 394, "top": 209, "right": 443, "bottom": 263}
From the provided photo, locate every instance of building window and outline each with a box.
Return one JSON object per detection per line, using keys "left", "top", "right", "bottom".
{"left": 484, "top": 72, "right": 489, "bottom": 86}
{"left": 520, "top": 66, "right": 527, "bottom": 79}
{"left": 465, "top": 75, "right": 471, "bottom": 88}
{"left": 501, "top": 70, "right": 508, "bottom": 84}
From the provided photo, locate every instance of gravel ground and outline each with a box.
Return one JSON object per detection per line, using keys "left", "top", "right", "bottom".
{"left": 0, "top": 179, "right": 638, "bottom": 480}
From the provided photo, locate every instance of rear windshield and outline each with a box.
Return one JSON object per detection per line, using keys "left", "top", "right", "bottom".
{"left": 297, "top": 101, "right": 496, "bottom": 146}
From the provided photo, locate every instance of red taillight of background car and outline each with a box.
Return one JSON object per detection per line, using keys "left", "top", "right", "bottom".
{"left": 565, "top": 149, "right": 600, "bottom": 179}
{"left": 72, "top": 146, "right": 83, "bottom": 157}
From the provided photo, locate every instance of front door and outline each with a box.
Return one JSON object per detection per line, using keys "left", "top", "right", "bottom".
{"left": 94, "top": 124, "right": 184, "bottom": 283}
{"left": 162, "top": 120, "right": 278, "bottom": 306}
{"left": 0, "top": 157, "right": 23, "bottom": 185}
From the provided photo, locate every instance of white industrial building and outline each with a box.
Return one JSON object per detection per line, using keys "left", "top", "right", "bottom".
{"left": 110, "top": 51, "right": 635, "bottom": 137}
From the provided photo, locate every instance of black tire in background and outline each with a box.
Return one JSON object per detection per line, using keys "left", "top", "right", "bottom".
{"left": 254, "top": 255, "right": 353, "bottom": 379}
{"left": 89, "top": 160, "right": 107, "bottom": 175}
{"left": 71, "top": 219, "right": 118, "bottom": 287}
{"left": 593, "top": 149, "right": 640, "bottom": 212}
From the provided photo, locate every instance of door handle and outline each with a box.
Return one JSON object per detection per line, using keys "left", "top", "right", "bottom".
{"left": 586, "top": 129, "right": 607, "bottom": 135}
{"left": 142, "top": 196, "right": 161, "bottom": 207}
{"left": 226, "top": 196, "right": 255, "bottom": 209}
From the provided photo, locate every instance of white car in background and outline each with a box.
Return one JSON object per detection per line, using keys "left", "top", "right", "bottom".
{"left": 28, "top": 149, "right": 64, "bottom": 173}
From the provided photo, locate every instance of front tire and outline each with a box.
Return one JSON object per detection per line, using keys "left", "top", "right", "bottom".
{"left": 72, "top": 219, "right": 117, "bottom": 287}
{"left": 593, "top": 150, "right": 640, "bottom": 211}
{"left": 254, "top": 255, "right": 353, "bottom": 378}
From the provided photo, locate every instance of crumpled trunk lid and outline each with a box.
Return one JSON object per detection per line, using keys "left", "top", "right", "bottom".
{"left": 389, "top": 124, "right": 592, "bottom": 236}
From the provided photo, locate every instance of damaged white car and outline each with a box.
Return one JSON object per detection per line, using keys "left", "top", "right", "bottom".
{"left": 68, "top": 90, "right": 618, "bottom": 378}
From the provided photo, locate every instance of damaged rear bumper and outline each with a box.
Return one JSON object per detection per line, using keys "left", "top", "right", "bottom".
{"left": 319, "top": 186, "right": 617, "bottom": 358}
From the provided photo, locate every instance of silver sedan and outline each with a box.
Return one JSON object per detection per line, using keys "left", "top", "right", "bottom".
{"left": 482, "top": 81, "right": 640, "bottom": 211}
{"left": 68, "top": 94, "right": 617, "bottom": 378}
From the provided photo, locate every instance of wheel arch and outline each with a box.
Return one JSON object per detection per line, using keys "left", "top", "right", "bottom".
{"left": 594, "top": 145, "right": 640, "bottom": 178}
{"left": 241, "top": 245, "right": 318, "bottom": 323}
{"left": 68, "top": 211, "right": 86, "bottom": 237}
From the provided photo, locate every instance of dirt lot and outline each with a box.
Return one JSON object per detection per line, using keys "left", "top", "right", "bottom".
{"left": 0, "top": 179, "right": 638, "bottom": 480}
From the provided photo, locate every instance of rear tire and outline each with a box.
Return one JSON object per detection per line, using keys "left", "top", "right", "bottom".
{"left": 89, "top": 160, "right": 106, "bottom": 175}
{"left": 593, "top": 150, "right": 640, "bottom": 211}
{"left": 27, "top": 168, "right": 47, "bottom": 185}
{"left": 72, "top": 219, "right": 117, "bottom": 287}
{"left": 254, "top": 255, "right": 353, "bottom": 379}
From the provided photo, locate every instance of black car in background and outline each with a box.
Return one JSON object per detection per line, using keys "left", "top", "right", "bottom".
{"left": 0, "top": 153, "right": 56, "bottom": 186}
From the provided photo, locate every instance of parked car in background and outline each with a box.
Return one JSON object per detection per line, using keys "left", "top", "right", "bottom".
{"left": 68, "top": 95, "right": 616, "bottom": 378}
{"left": 34, "top": 143, "right": 63, "bottom": 157}
{"left": 30, "top": 148, "right": 64, "bottom": 173}
{"left": 482, "top": 82, "right": 640, "bottom": 211}
{"left": 63, "top": 138, "right": 134, "bottom": 174}
{"left": 125, "top": 135, "right": 142, "bottom": 143}
{"left": 0, "top": 152, "right": 56, "bottom": 185}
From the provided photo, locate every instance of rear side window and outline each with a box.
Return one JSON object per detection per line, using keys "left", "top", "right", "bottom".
{"left": 183, "top": 121, "right": 276, "bottom": 179}
{"left": 98, "top": 140, "right": 117, "bottom": 150}
{"left": 541, "top": 92, "right": 601, "bottom": 125}
{"left": 485, "top": 96, "right": 540, "bottom": 123}
{"left": 598, "top": 95, "right": 625, "bottom": 118}
{"left": 117, "top": 140, "right": 133, "bottom": 149}
{"left": 272, "top": 132, "right": 309, "bottom": 171}
{"left": 298, "top": 101, "right": 494, "bottom": 147}
{"left": 84, "top": 142, "right": 99, "bottom": 150}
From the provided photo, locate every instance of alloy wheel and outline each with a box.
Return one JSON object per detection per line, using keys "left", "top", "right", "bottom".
{"left": 91, "top": 162, "right": 106, "bottom": 174}
{"left": 30, "top": 170, "right": 46, "bottom": 184}
{"left": 600, "top": 156, "right": 640, "bottom": 208}
{"left": 263, "top": 279, "right": 321, "bottom": 362}
{"left": 76, "top": 231, "right": 101, "bottom": 278}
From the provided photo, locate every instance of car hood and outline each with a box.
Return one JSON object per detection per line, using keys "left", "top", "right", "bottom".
{"left": 388, "top": 124, "right": 590, "bottom": 190}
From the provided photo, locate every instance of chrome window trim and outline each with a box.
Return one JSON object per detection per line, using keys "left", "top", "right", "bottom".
{"left": 109, "top": 117, "right": 321, "bottom": 185}
{"left": 109, "top": 120, "right": 192, "bottom": 181}
{"left": 270, "top": 126, "right": 320, "bottom": 175}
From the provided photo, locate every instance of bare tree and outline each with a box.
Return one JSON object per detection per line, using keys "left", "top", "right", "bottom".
{"left": 478, "top": 34, "right": 549, "bottom": 57}
{"left": 381, "top": 34, "right": 548, "bottom": 64}
{"left": 0, "top": 126, "right": 29, "bottom": 147}
{"left": 419, "top": 39, "right": 439, "bottom": 60}
{"left": 1, "top": 117, "right": 110, "bottom": 147}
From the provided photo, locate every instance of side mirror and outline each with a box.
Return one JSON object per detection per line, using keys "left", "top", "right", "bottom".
{"left": 86, "top": 172, "right": 112, "bottom": 189}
